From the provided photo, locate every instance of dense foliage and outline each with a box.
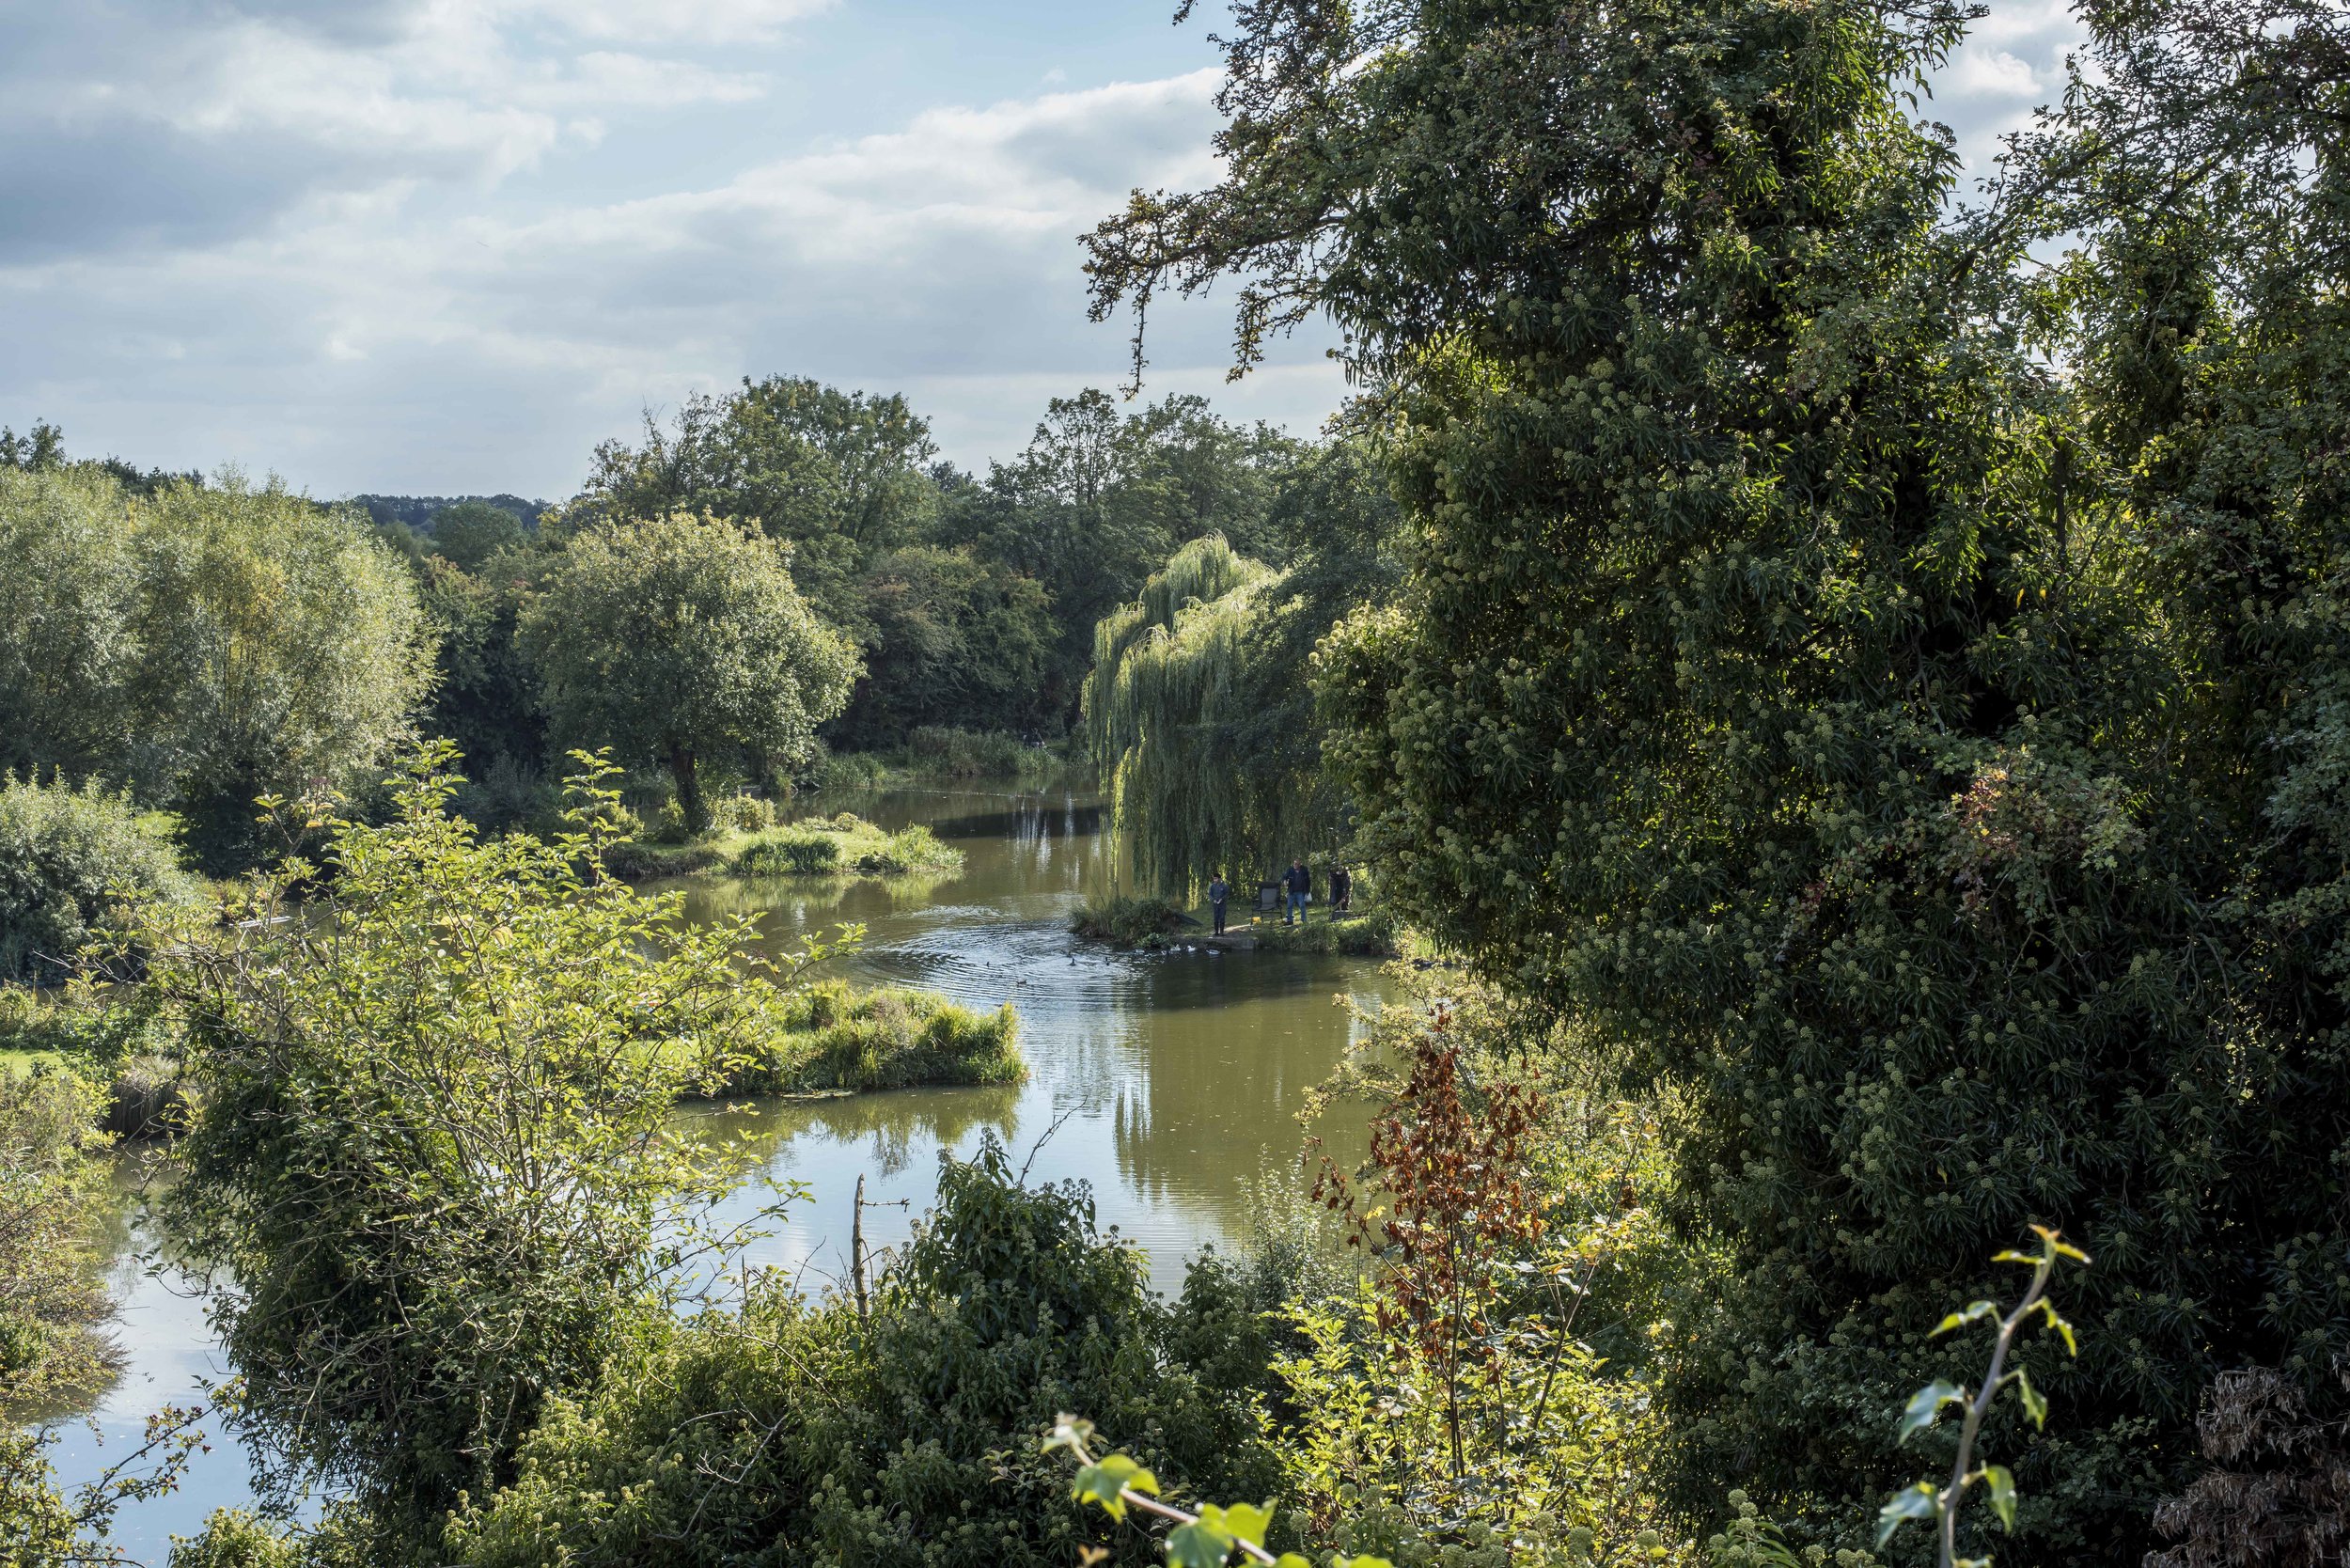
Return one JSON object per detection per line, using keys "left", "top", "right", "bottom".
{"left": 2, "top": 1065, "right": 200, "bottom": 1568}
{"left": 0, "top": 463, "right": 431, "bottom": 872}
{"left": 149, "top": 750, "right": 821, "bottom": 1535}
{"left": 0, "top": 775, "right": 194, "bottom": 986}
{"left": 442, "top": 1137, "right": 1285, "bottom": 1568}
{"left": 1083, "top": 435, "right": 1400, "bottom": 897}
{"left": 1089, "top": 0, "right": 2350, "bottom": 1559}
{"left": 521, "top": 514, "right": 858, "bottom": 830}
{"left": 565, "top": 377, "right": 1329, "bottom": 750}
{"left": 0, "top": 1068, "right": 115, "bottom": 1409}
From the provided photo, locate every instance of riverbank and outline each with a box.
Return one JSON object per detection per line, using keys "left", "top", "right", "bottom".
{"left": 1071, "top": 894, "right": 1402, "bottom": 957}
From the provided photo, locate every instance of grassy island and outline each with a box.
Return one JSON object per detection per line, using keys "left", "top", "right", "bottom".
{"left": 715, "top": 978, "right": 1022, "bottom": 1096}
{"left": 603, "top": 812, "right": 962, "bottom": 882}
{"left": 729, "top": 814, "right": 961, "bottom": 879}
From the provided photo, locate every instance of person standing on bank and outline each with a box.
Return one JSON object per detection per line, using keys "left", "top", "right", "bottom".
{"left": 1208, "top": 870, "right": 1230, "bottom": 935}
{"left": 1285, "top": 858, "right": 1310, "bottom": 925}
{"left": 1329, "top": 863, "right": 1351, "bottom": 916}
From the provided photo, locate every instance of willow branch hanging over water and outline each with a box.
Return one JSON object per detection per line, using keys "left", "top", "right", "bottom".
{"left": 1082, "top": 534, "right": 1344, "bottom": 898}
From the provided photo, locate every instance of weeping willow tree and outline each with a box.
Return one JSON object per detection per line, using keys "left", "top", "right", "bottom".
{"left": 1082, "top": 535, "right": 1344, "bottom": 897}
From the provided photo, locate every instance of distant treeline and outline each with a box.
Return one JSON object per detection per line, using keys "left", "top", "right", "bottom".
{"left": 352, "top": 493, "right": 549, "bottom": 531}
{"left": 0, "top": 384, "right": 1401, "bottom": 868}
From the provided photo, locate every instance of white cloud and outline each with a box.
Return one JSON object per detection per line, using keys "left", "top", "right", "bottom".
{"left": 508, "top": 0, "right": 836, "bottom": 45}
{"left": 0, "top": 1, "right": 2088, "bottom": 496}
{"left": 0, "top": 58, "right": 1319, "bottom": 494}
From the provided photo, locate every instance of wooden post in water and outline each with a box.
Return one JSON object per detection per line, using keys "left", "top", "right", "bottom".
{"left": 852, "top": 1173, "right": 870, "bottom": 1321}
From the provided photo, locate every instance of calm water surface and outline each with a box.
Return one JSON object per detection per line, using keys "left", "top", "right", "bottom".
{"left": 52, "top": 787, "right": 1386, "bottom": 1556}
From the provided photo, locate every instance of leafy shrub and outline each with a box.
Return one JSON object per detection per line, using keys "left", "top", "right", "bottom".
{"left": 166, "top": 1509, "right": 300, "bottom": 1568}
{"left": 0, "top": 776, "right": 195, "bottom": 986}
{"left": 0, "top": 1065, "right": 116, "bottom": 1405}
{"left": 3, "top": 1060, "right": 202, "bottom": 1568}
{"left": 1071, "top": 894, "right": 1187, "bottom": 948}
{"left": 149, "top": 747, "right": 807, "bottom": 1535}
{"left": 0, "top": 984, "right": 56, "bottom": 1048}
{"left": 718, "top": 978, "right": 1024, "bottom": 1094}
{"left": 709, "top": 792, "right": 776, "bottom": 834}
{"left": 446, "top": 1137, "right": 1284, "bottom": 1568}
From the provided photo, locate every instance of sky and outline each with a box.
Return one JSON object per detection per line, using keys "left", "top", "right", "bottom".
{"left": 0, "top": 0, "right": 2084, "bottom": 501}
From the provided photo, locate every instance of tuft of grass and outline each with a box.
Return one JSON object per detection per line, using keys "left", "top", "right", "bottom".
{"left": 1070, "top": 895, "right": 1190, "bottom": 949}
{"left": 715, "top": 980, "right": 1025, "bottom": 1095}
{"left": 1247, "top": 908, "right": 1402, "bottom": 957}
{"left": 729, "top": 815, "right": 964, "bottom": 879}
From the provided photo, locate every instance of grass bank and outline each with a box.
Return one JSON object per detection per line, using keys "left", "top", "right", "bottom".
{"left": 729, "top": 814, "right": 961, "bottom": 879}
{"left": 715, "top": 979, "right": 1024, "bottom": 1095}
{"left": 1245, "top": 908, "right": 1402, "bottom": 957}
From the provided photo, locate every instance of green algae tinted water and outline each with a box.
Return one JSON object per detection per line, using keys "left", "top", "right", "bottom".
{"left": 55, "top": 786, "right": 1387, "bottom": 1553}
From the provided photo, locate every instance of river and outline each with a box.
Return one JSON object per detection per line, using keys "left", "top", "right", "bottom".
{"left": 48, "top": 786, "right": 1388, "bottom": 1558}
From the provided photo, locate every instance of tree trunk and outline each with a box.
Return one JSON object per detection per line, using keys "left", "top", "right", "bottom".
{"left": 668, "top": 745, "right": 707, "bottom": 833}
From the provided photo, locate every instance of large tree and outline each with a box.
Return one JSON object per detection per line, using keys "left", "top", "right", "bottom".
{"left": 1089, "top": 0, "right": 2350, "bottom": 1559}
{"left": 0, "top": 465, "right": 141, "bottom": 783}
{"left": 520, "top": 512, "right": 857, "bottom": 829}
{"left": 950, "top": 390, "right": 1306, "bottom": 717}
{"left": 1082, "top": 437, "right": 1400, "bottom": 896}
{"left": 570, "top": 377, "right": 940, "bottom": 631}
{"left": 0, "top": 466, "right": 431, "bottom": 872}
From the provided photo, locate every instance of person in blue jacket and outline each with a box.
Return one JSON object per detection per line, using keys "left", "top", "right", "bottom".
{"left": 1284, "top": 858, "right": 1310, "bottom": 924}
{"left": 1208, "top": 871, "right": 1230, "bottom": 934}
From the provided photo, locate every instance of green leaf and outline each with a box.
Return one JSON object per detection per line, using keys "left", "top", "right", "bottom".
{"left": 1335, "top": 1559, "right": 1396, "bottom": 1568}
{"left": 1199, "top": 1501, "right": 1275, "bottom": 1549}
{"left": 2037, "top": 1300, "right": 2080, "bottom": 1356}
{"left": 1275, "top": 1556, "right": 1313, "bottom": 1568}
{"left": 1167, "top": 1519, "right": 1237, "bottom": 1568}
{"left": 1877, "top": 1483, "right": 1939, "bottom": 1547}
{"left": 1898, "top": 1380, "right": 1965, "bottom": 1443}
{"left": 1983, "top": 1465, "right": 2017, "bottom": 1531}
{"left": 1933, "top": 1301, "right": 1998, "bottom": 1336}
{"left": 1072, "top": 1454, "right": 1157, "bottom": 1521}
{"left": 2014, "top": 1368, "right": 2047, "bottom": 1430}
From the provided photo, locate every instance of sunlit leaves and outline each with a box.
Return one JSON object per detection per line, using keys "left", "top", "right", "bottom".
{"left": 1072, "top": 1453, "right": 1159, "bottom": 1522}
{"left": 1982, "top": 1465, "right": 2017, "bottom": 1531}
